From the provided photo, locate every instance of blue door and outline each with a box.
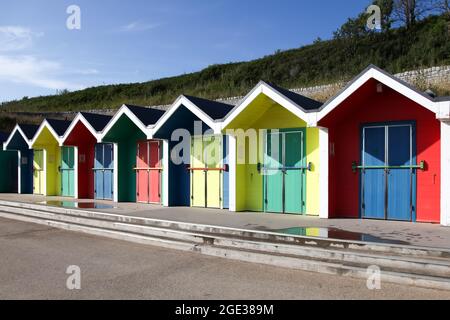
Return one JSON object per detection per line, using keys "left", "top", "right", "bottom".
{"left": 387, "top": 125, "right": 415, "bottom": 221}
{"left": 94, "top": 143, "right": 114, "bottom": 200}
{"left": 361, "top": 123, "right": 416, "bottom": 221}
{"left": 361, "top": 127, "right": 386, "bottom": 219}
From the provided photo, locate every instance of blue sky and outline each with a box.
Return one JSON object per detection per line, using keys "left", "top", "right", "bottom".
{"left": 0, "top": 0, "right": 372, "bottom": 102}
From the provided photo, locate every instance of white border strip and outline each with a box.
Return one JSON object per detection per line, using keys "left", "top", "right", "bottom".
{"left": 316, "top": 67, "right": 437, "bottom": 123}
{"left": 100, "top": 105, "right": 151, "bottom": 142}
{"left": 151, "top": 95, "right": 221, "bottom": 137}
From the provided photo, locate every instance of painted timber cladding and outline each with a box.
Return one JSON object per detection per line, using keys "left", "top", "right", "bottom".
{"left": 264, "top": 128, "right": 307, "bottom": 214}
{"left": 32, "top": 126, "right": 62, "bottom": 196}
{"left": 0, "top": 150, "right": 18, "bottom": 192}
{"left": 190, "top": 135, "right": 228, "bottom": 209}
{"left": 33, "top": 149, "right": 45, "bottom": 194}
{"left": 152, "top": 96, "right": 233, "bottom": 209}
{"left": 94, "top": 143, "right": 114, "bottom": 200}
{"left": 319, "top": 79, "right": 441, "bottom": 223}
{"left": 3, "top": 124, "right": 38, "bottom": 194}
{"left": 360, "top": 122, "right": 417, "bottom": 221}
{"left": 2, "top": 65, "right": 448, "bottom": 225}
{"left": 136, "top": 140, "right": 163, "bottom": 204}
{"left": 60, "top": 146, "right": 75, "bottom": 197}
{"left": 223, "top": 91, "right": 322, "bottom": 216}
{"left": 101, "top": 105, "right": 165, "bottom": 202}
{"left": 62, "top": 113, "right": 112, "bottom": 199}
{"left": 29, "top": 119, "right": 72, "bottom": 196}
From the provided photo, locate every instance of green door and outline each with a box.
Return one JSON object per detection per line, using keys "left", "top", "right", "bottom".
{"left": 61, "top": 146, "right": 75, "bottom": 197}
{"left": 264, "top": 131, "right": 283, "bottom": 213}
{"left": 264, "top": 129, "right": 306, "bottom": 214}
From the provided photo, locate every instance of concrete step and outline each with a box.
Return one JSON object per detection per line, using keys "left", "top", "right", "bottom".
{"left": 1, "top": 208, "right": 450, "bottom": 291}
{"left": 1, "top": 202, "right": 450, "bottom": 283}
{"left": 1, "top": 199, "right": 449, "bottom": 259}
{"left": 3, "top": 203, "right": 450, "bottom": 273}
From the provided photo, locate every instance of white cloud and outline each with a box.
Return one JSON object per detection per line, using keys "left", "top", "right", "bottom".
{"left": 74, "top": 68, "right": 99, "bottom": 75}
{"left": 0, "top": 26, "right": 43, "bottom": 51}
{"left": 119, "top": 21, "right": 162, "bottom": 32}
{"left": 0, "top": 55, "right": 85, "bottom": 91}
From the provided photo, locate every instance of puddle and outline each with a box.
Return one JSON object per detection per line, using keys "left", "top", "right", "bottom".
{"left": 77, "top": 202, "right": 116, "bottom": 209}
{"left": 257, "top": 226, "right": 410, "bottom": 245}
{"left": 37, "top": 201, "right": 116, "bottom": 210}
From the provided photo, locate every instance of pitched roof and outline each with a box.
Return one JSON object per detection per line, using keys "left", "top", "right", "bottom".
{"left": 183, "top": 95, "right": 235, "bottom": 120}
{"left": 46, "top": 119, "right": 72, "bottom": 137}
{"left": 18, "top": 124, "right": 40, "bottom": 140}
{"left": 318, "top": 64, "right": 435, "bottom": 112}
{"left": 0, "top": 131, "right": 8, "bottom": 144}
{"left": 80, "top": 112, "right": 112, "bottom": 132}
{"left": 124, "top": 104, "right": 166, "bottom": 126}
{"left": 264, "top": 82, "right": 323, "bottom": 111}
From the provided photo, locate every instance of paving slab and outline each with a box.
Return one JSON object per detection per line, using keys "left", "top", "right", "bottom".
{"left": 0, "top": 193, "right": 449, "bottom": 249}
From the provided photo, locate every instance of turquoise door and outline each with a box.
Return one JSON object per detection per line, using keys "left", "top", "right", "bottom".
{"left": 61, "top": 146, "right": 75, "bottom": 197}
{"left": 264, "top": 129, "right": 306, "bottom": 214}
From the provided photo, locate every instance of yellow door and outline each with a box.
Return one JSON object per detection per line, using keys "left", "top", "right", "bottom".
{"left": 33, "top": 150, "right": 44, "bottom": 195}
{"left": 205, "top": 135, "right": 222, "bottom": 209}
{"left": 191, "top": 136, "right": 206, "bottom": 207}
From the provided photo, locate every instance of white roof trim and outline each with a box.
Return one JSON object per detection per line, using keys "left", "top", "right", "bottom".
{"left": 60, "top": 113, "right": 102, "bottom": 146}
{"left": 316, "top": 67, "right": 437, "bottom": 123}
{"left": 99, "top": 104, "right": 150, "bottom": 142}
{"left": 29, "top": 119, "right": 63, "bottom": 148}
{"left": 150, "top": 95, "right": 220, "bottom": 138}
{"left": 3, "top": 124, "right": 30, "bottom": 150}
{"left": 221, "top": 81, "right": 312, "bottom": 129}
{"left": 437, "top": 100, "right": 450, "bottom": 120}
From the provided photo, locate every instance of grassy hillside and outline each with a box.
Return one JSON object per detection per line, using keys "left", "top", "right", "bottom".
{"left": 1, "top": 15, "right": 449, "bottom": 117}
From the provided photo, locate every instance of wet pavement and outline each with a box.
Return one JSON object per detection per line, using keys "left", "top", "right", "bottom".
{"left": 37, "top": 200, "right": 116, "bottom": 210}
{"left": 255, "top": 226, "right": 410, "bottom": 245}
{"left": 0, "top": 193, "right": 449, "bottom": 249}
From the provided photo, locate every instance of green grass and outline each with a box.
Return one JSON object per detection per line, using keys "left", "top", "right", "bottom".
{"left": 1, "top": 14, "right": 449, "bottom": 114}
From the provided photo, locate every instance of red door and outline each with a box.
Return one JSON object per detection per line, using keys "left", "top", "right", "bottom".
{"left": 136, "top": 140, "right": 162, "bottom": 204}
{"left": 148, "top": 141, "right": 161, "bottom": 203}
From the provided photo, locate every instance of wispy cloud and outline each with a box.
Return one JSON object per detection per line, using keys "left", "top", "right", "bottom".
{"left": 73, "top": 68, "right": 99, "bottom": 75}
{"left": 0, "top": 26, "right": 43, "bottom": 51}
{"left": 0, "top": 55, "right": 85, "bottom": 91}
{"left": 119, "top": 21, "right": 162, "bottom": 32}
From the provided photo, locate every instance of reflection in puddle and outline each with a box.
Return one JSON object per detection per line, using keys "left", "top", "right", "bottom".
{"left": 259, "top": 226, "right": 409, "bottom": 245}
{"left": 38, "top": 201, "right": 115, "bottom": 210}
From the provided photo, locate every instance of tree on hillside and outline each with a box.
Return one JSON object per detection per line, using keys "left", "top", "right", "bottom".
{"left": 333, "top": 15, "right": 367, "bottom": 39}
{"left": 375, "top": 0, "right": 395, "bottom": 30}
{"left": 435, "top": 0, "right": 450, "bottom": 15}
{"left": 333, "top": 0, "right": 394, "bottom": 38}
{"left": 393, "top": 0, "right": 432, "bottom": 28}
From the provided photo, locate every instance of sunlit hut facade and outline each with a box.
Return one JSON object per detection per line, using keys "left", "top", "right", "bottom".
{"left": 317, "top": 65, "right": 448, "bottom": 224}
{"left": 60, "top": 112, "right": 112, "bottom": 199}
{"left": 29, "top": 119, "right": 72, "bottom": 196}
{"left": 100, "top": 104, "right": 165, "bottom": 203}
{"left": 152, "top": 95, "right": 234, "bottom": 209}
{"left": 2, "top": 124, "right": 39, "bottom": 194}
{"left": 222, "top": 81, "right": 328, "bottom": 217}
